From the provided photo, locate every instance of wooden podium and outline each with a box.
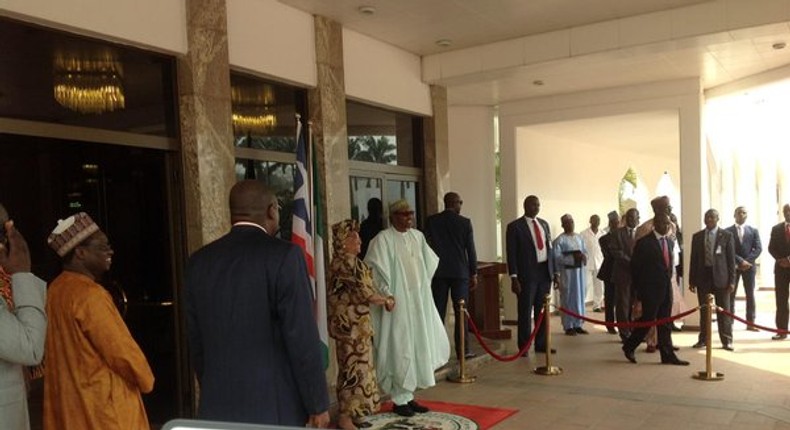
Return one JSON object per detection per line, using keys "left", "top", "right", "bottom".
{"left": 468, "top": 262, "right": 511, "bottom": 339}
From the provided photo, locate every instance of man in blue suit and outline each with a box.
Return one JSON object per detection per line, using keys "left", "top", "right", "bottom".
{"left": 506, "top": 195, "right": 559, "bottom": 356}
{"left": 184, "top": 180, "right": 329, "bottom": 428}
{"left": 725, "top": 206, "right": 762, "bottom": 330}
{"left": 426, "top": 192, "right": 478, "bottom": 360}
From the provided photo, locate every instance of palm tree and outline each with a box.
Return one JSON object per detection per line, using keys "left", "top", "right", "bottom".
{"left": 356, "top": 135, "right": 396, "bottom": 164}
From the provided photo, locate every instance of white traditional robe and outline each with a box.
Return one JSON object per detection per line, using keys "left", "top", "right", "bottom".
{"left": 364, "top": 227, "right": 450, "bottom": 396}
{"left": 553, "top": 233, "right": 587, "bottom": 330}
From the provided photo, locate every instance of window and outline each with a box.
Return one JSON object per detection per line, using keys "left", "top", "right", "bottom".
{"left": 346, "top": 101, "right": 422, "bottom": 167}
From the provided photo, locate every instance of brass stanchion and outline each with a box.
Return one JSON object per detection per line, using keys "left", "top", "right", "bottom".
{"left": 448, "top": 299, "right": 476, "bottom": 383}
{"left": 693, "top": 293, "right": 724, "bottom": 381}
{"left": 534, "top": 294, "right": 562, "bottom": 376}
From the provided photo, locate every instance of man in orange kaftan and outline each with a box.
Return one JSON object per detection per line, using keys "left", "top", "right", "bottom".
{"left": 43, "top": 212, "right": 154, "bottom": 430}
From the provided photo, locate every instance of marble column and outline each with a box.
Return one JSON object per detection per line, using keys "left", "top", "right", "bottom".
{"left": 178, "top": 0, "right": 235, "bottom": 255}
{"left": 423, "top": 85, "right": 450, "bottom": 215}
{"left": 309, "top": 16, "right": 351, "bottom": 226}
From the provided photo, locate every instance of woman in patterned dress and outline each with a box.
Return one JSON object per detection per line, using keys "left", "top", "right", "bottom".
{"left": 328, "top": 219, "right": 394, "bottom": 430}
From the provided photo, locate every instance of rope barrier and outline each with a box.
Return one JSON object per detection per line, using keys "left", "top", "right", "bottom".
{"left": 557, "top": 306, "right": 699, "bottom": 329}
{"left": 465, "top": 308, "right": 544, "bottom": 362}
{"left": 714, "top": 307, "right": 790, "bottom": 335}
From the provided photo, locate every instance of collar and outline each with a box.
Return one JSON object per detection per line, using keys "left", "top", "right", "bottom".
{"left": 653, "top": 231, "right": 668, "bottom": 240}
{"left": 233, "top": 221, "right": 268, "bottom": 235}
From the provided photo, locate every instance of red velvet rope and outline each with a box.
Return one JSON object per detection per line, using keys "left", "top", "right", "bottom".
{"left": 557, "top": 306, "right": 699, "bottom": 328}
{"left": 715, "top": 306, "right": 790, "bottom": 335}
{"left": 465, "top": 308, "right": 544, "bottom": 361}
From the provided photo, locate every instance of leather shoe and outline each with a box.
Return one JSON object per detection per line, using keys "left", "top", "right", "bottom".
{"left": 722, "top": 344, "right": 734, "bottom": 351}
{"left": 746, "top": 325, "right": 759, "bottom": 332}
{"left": 393, "top": 404, "right": 415, "bottom": 417}
{"left": 772, "top": 334, "right": 787, "bottom": 340}
{"left": 607, "top": 328, "right": 618, "bottom": 335}
{"left": 672, "top": 346, "right": 680, "bottom": 351}
{"left": 692, "top": 341, "right": 706, "bottom": 349}
{"left": 574, "top": 327, "right": 589, "bottom": 335}
{"left": 408, "top": 400, "right": 429, "bottom": 414}
{"left": 592, "top": 307, "right": 603, "bottom": 313}
{"left": 623, "top": 347, "right": 637, "bottom": 363}
{"left": 535, "top": 347, "right": 557, "bottom": 354}
{"left": 661, "top": 356, "right": 690, "bottom": 366}
{"left": 565, "top": 329, "right": 577, "bottom": 336}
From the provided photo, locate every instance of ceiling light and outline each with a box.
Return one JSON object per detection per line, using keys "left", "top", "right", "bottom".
{"left": 358, "top": 6, "right": 376, "bottom": 15}
{"left": 435, "top": 39, "right": 452, "bottom": 48}
{"left": 773, "top": 42, "right": 786, "bottom": 50}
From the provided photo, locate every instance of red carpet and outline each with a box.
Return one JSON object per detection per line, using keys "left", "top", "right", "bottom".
{"left": 380, "top": 400, "right": 518, "bottom": 429}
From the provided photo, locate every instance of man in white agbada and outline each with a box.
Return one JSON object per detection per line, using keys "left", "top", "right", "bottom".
{"left": 364, "top": 199, "right": 450, "bottom": 418}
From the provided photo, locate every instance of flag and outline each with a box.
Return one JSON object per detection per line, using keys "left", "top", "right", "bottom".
{"left": 291, "top": 116, "right": 329, "bottom": 368}
{"left": 311, "top": 132, "right": 330, "bottom": 367}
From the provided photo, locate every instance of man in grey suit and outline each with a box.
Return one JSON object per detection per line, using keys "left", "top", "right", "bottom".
{"left": 0, "top": 205, "right": 47, "bottom": 430}
{"left": 425, "top": 192, "right": 478, "bottom": 360}
{"left": 690, "top": 209, "right": 736, "bottom": 351}
{"left": 184, "top": 180, "right": 329, "bottom": 428}
{"left": 506, "top": 195, "right": 559, "bottom": 356}
{"left": 612, "top": 208, "right": 640, "bottom": 341}
{"left": 725, "top": 206, "right": 762, "bottom": 330}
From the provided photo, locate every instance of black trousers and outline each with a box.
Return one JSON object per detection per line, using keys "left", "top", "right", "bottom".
{"left": 614, "top": 281, "right": 632, "bottom": 339}
{"left": 775, "top": 268, "right": 790, "bottom": 330}
{"left": 623, "top": 286, "right": 674, "bottom": 358}
{"left": 516, "top": 275, "right": 551, "bottom": 352}
{"left": 730, "top": 267, "right": 756, "bottom": 322}
{"left": 432, "top": 277, "right": 470, "bottom": 357}
{"left": 603, "top": 280, "right": 616, "bottom": 326}
{"left": 696, "top": 268, "right": 732, "bottom": 345}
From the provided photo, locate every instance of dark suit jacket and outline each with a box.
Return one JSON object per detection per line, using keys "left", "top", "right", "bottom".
{"left": 425, "top": 209, "right": 477, "bottom": 279}
{"left": 184, "top": 225, "right": 329, "bottom": 426}
{"left": 506, "top": 216, "right": 555, "bottom": 283}
{"left": 725, "top": 224, "right": 762, "bottom": 267}
{"left": 611, "top": 226, "right": 637, "bottom": 286}
{"left": 689, "top": 228, "right": 736, "bottom": 290}
{"left": 597, "top": 232, "right": 616, "bottom": 282}
{"left": 631, "top": 233, "right": 674, "bottom": 304}
{"left": 768, "top": 222, "right": 790, "bottom": 272}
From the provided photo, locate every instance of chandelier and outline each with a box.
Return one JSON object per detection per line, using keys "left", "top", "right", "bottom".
{"left": 231, "top": 84, "right": 277, "bottom": 134}
{"left": 53, "top": 51, "right": 125, "bottom": 114}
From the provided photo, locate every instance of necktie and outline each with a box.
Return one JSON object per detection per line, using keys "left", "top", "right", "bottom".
{"left": 661, "top": 237, "right": 670, "bottom": 270}
{"left": 737, "top": 225, "right": 743, "bottom": 242}
{"left": 786, "top": 224, "right": 790, "bottom": 241}
{"left": 532, "top": 219, "right": 544, "bottom": 250}
{"left": 629, "top": 228, "right": 634, "bottom": 239}
{"left": 705, "top": 231, "right": 713, "bottom": 266}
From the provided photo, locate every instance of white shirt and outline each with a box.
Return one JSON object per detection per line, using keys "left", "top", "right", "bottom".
{"left": 525, "top": 216, "right": 549, "bottom": 263}
{"left": 580, "top": 227, "right": 604, "bottom": 270}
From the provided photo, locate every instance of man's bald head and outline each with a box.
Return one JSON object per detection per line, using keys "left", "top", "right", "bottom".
{"left": 229, "top": 180, "right": 279, "bottom": 234}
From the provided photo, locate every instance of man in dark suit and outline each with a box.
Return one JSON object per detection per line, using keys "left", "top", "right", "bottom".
{"left": 425, "top": 192, "right": 478, "bottom": 360}
{"left": 769, "top": 203, "right": 790, "bottom": 340}
{"left": 597, "top": 211, "right": 620, "bottom": 335}
{"left": 612, "top": 208, "right": 640, "bottom": 341}
{"left": 725, "top": 206, "right": 762, "bottom": 331}
{"left": 689, "top": 209, "right": 736, "bottom": 351}
{"left": 506, "top": 195, "right": 559, "bottom": 356}
{"left": 622, "top": 213, "right": 688, "bottom": 365}
{"left": 183, "top": 180, "right": 330, "bottom": 427}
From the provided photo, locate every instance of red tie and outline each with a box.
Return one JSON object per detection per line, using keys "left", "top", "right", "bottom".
{"left": 532, "top": 219, "right": 544, "bottom": 250}
{"left": 786, "top": 224, "right": 790, "bottom": 241}
{"left": 661, "top": 237, "right": 670, "bottom": 270}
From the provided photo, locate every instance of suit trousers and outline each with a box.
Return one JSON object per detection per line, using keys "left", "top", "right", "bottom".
{"left": 623, "top": 287, "right": 674, "bottom": 358}
{"left": 516, "top": 276, "right": 551, "bottom": 352}
{"left": 775, "top": 268, "right": 790, "bottom": 330}
{"left": 431, "top": 277, "right": 470, "bottom": 357}
{"left": 731, "top": 267, "right": 756, "bottom": 322}
{"left": 603, "top": 280, "right": 616, "bottom": 325}
{"left": 614, "top": 281, "right": 632, "bottom": 339}
{"left": 696, "top": 268, "right": 733, "bottom": 345}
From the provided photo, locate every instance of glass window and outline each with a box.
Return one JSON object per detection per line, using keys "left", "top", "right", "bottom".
{"left": 386, "top": 179, "right": 419, "bottom": 225}
{"left": 346, "top": 101, "right": 423, "bottom": 167}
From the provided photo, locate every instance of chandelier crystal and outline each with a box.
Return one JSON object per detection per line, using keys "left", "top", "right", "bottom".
{"left": 53, "top": 51, "right": 126, "bottom": 114}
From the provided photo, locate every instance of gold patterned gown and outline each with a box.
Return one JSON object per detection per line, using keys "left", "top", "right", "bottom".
{"left": 328, "top": 257, "right": 381, "bottom": 421}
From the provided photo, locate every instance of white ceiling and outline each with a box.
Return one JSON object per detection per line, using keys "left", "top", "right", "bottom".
{"left": 276, "top": 0, "right": 790, "bottom": 152}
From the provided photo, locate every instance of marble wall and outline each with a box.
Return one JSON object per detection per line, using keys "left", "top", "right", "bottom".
{"left": 423, "top": 85, "right": 449, "bottom": 216}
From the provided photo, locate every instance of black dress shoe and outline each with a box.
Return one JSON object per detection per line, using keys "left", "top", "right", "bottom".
{"left": 464, "top": 352, "right": 477, "bottom": 359}
{"left": 623, "top": 347, "right": 637, "bottom": 363}
{"left": 672, "top": 346, "right": 680, "bottom": 351}
{"left": 574, "top": 327, "right": 589, "bottom": 335}
{"left": 607, "top": 328, "right": 618, "bottom": 335}
{"left": 565, "top": 329, "right": 577, "bottom": 336}
{"left": 692, "top": 341, "right": 706, "bottom": 349}
{"left": 746, "top": 325, "right": 759, "bottom": 332}
{"left": 671, "top": 324, "right": 682, "bottom": 332}
{"left": 722, "top": 344, "right": 734, "bottom": 351}
{"left": 772, "top": 334, "right": 787, "bottom": 340}
{"left": 393, "top": 404, "right": 415, "bottom": 417}
{"left": 661, "top": 356, "right": 690, "bottom": 366}
{"left": 408, "top": 400, "right": 429, "bottom": 413}
{"left": 535, "top": 347, "right": 557, "bottom": 354}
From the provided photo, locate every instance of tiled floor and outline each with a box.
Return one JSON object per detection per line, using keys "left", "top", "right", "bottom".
{"left": 420, "top": 288, "right": 790, "bottom": 430}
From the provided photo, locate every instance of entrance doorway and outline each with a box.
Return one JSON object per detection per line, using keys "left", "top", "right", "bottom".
{"left": 0, "top": 133, "right": 183, "bottom": 426}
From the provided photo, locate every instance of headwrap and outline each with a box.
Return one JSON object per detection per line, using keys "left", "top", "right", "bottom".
{"left": 331, "top": 219, "right": 360, "bottom": 257}
{"left": 47, "top": 212, "right": 100, "bottom": 257}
